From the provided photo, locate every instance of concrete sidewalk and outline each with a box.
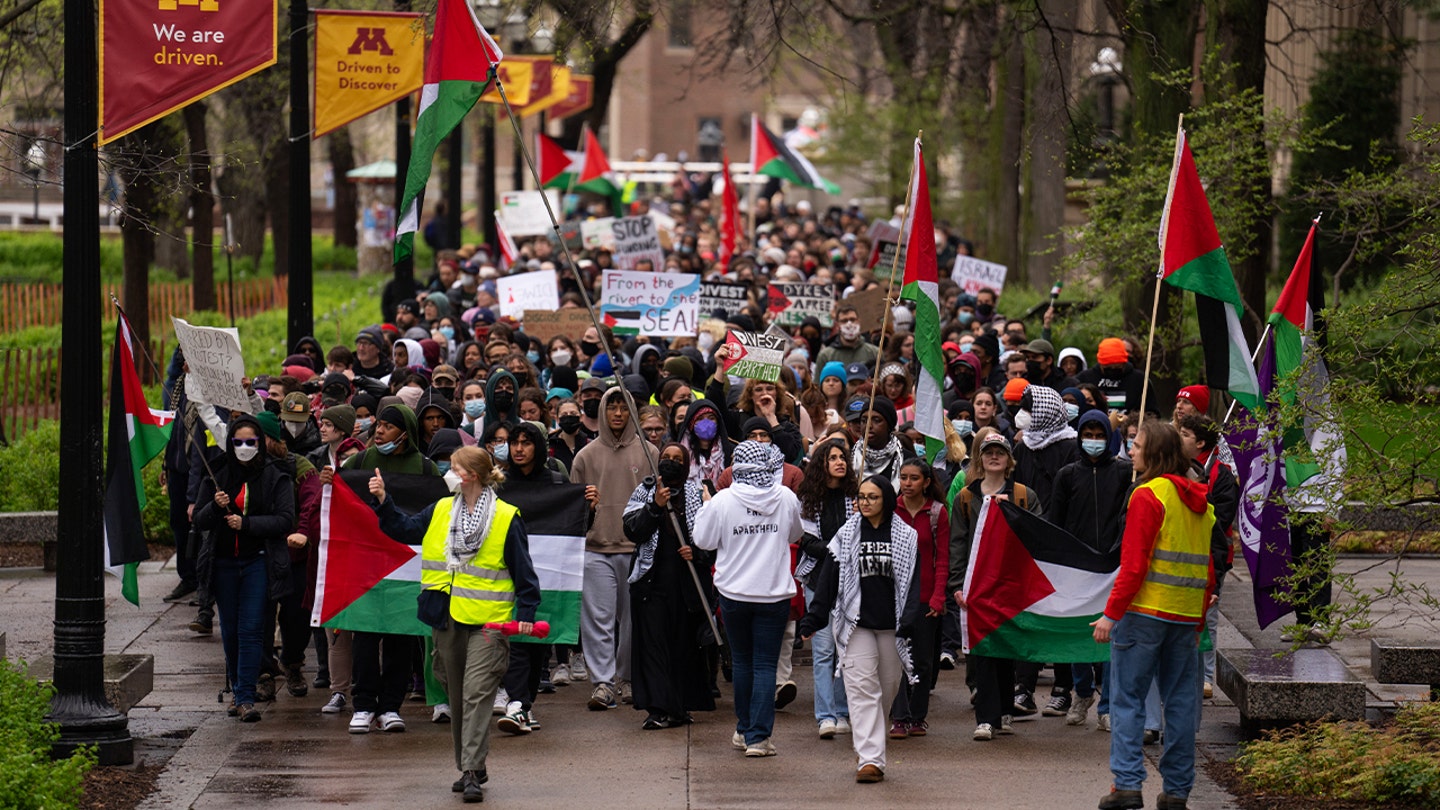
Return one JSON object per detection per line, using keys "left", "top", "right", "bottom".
{"left": 9, "top": 553, "right": 1435, "bottom": 808}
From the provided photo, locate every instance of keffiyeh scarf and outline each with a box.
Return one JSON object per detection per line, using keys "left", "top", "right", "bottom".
{"left": 828, "top": 513, "right": 919, "bottom": 685}
{"left": 624, "top": 479, "right": 704, "bottom": 584}
{"left": 1021, "top": 386, "right": 1078, "bottom": 451}
{"left": 732, "top": 441, "right": 783, "bottom": 488}
{"left": 446, "top": 487, "right": 498, "bottom": 573}
{"left": 853, "top": 434, "right": 904, "bottom": 486}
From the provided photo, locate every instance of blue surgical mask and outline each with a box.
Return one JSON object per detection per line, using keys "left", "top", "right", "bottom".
{"left": 376, "top": 439, "right": 401, "bottom": 455}
{"left": 436, "top": 461, "right": 452, "bottom": 474}
{"left": 1065, "top": 403, "right": 1081, "bottom": 422}
{"left": 951, "top": 419, "right": 974, "bottom": 436}
{"left": 1126, "top": 438, "right": 1135, "bottom": 452}
{"left": 527, "top": 350, "right": 540, "bottom": 364}
{"left": 439, "top": 326, "right": 455, "bottom": 341}
{"left": 1081, "top": 438, "right": 1108, "bottom": 458}
{"left": 464, "top": 399, "right": 486, "bottom": 419}
{"left": 355, "top": 417, "right": 374, "bottom": 433}
{"left": 958, "top": 311, "right": 975, "bottom": 326}
{"left": 492, "top": 444, "right": 509, "bottom": 462}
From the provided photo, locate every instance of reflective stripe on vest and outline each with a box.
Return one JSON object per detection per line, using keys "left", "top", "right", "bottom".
{"left": 420, "top": 496, "right": 520, "bottom": 626}
{"left": 1129, "top": 478, "right": 1215, "bottom": 623}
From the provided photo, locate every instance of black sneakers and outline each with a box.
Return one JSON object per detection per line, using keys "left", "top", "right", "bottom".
{"left": 1041, "top": 691, "right": 1072, "bottom": 716}
{"left": 162, "top": 581, "right": 197, "bottom": 603}
{"left": 1012, "top": 691, "right": 1038, "bottom": 716}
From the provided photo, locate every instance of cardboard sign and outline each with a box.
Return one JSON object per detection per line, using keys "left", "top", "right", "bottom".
{"left": 312, "top": 10, "right": 424, "bottom": 138}
{"left": 610, "top": 215, "right": 665, "bottom": 271}
{"left": 521, "top": 308, "right": 593, "bottom": 344}
{"left": 720, "top": 330, "right": 786, "bottom": 382}
{"left": 867, "top": 221, "right": 904, "bottom": 284}
{"left": 599, "top": 270, "right": 700, "bottom": 336}
{"left": 766, "top": 282, "right": 835, "bottom": 327}
{"left": 496, "top": 269, "right": 558, "bottom": 319}
{"left": 498, "top": 190, "right": 560, "bottom": 237}
{"left": 580, "top": 217, "right": 616, "bottom": 250}
{"left": 698, "top": 280, "right": 750, "bottom": 318}
{"left": 172, "top": 317, "right": 250, "bottom": 413}
{"left": 844, "top": 286, "right": 890, "bottom": 331}
{"left": 951, "top": 255, "right": 1008, "bottom": 294}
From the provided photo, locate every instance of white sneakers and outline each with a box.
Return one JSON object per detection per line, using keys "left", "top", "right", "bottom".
{"left": 497, "top": 701, "right": 531, "bottom": 735}
{"left": 973, "top": 723, "right": 994, "bottom": 741}
{"left": 818, "top": 719, "right": 837, "bottom": 739}
{"left": 835, "top": 718, "right": 852, "bottom": 735}
{"left": 349, "top": 711, "right": 374, "bottom": 734}
{"left": 432, "top": 703, "right": 451, "bottom": 723}
{"left": 550, "top": 663, "right": 571, "bottom": 687}
{"left": 378, "top": 711, "right": 406, "bottom": 732}
{"left": 492, "top": 688, "right": 510, "bottom": 716}
{"left": 569, "top": 653, "right": 588, "bottom": 681}
{"left": 744, "top": 738, "right": 777, "bottom": 757}
{"left": 1068, "top": 694, "right": 1097, "bottom": 726}
{"left": 1097, "top": 713, "right": 1111, "bottom": 732}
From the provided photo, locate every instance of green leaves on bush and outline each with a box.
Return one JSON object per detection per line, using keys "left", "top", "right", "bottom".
{"left": 0, "top": 421, "right": 61, "bottom": 512}
{"left": 0, "top": 661, "right": 95, "bottom": 810}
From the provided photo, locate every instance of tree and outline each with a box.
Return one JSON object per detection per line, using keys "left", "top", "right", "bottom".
{"left": 545, "top": 0, "right": 655, "bottom": 147}
{"left": 184, "top": 103, "right": 217, "bottom": 311}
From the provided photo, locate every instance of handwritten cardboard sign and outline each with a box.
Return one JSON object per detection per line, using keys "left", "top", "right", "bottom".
{"left": 496, "top": 269, "right": 559, "bottom": 319}
{"left": 610, "top": 215, "right": 665, "bottom": 271}
{"left": 766, "top": 282, "right": 835, "bottom": 327}
{"left": 173, "top": 317, "right": 251, "bottom": 413}
{"left": 951, "top": 255, "right": 1008, "bottom": 294}
{"left": 521, "top": 308, "right": 594, "bottom": 344}
{"left": 720, "top": 330, "right": 786, "bottom": 382}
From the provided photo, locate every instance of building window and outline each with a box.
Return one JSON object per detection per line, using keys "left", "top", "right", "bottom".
{"left": 667, "top": 0, "right": 692, "bottom": 49}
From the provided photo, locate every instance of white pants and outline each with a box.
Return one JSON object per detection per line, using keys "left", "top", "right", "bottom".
{"left": 776, "top": 620, "right": 796, "bottom": 685}
{"left": 841, "top": 627, "right": 902, "bottom": 770}
{"left": 580, "top": 551, "right": 632, "bottom": 687}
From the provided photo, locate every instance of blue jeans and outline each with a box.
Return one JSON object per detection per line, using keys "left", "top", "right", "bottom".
{"left": 804, "top": 586, "right": 848, "bottom": 724}
{"left": 212, "top": 555, "right": 268, "bottom": 706}
{"left": 1109, "top": 614, "right": 1202, "bottom": 798}
{"left": 719, "top": 596, "right": 790, "bottom": 745}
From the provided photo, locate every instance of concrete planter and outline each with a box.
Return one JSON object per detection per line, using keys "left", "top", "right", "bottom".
{"left": 0, "top": 511, "right": 58, "bottom": 571}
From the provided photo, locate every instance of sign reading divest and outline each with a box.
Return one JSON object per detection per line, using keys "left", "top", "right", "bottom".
{"left": 767, "top": 282, "right": 835, "bottom": 327}
{"left": 522, "top": 309, "right": 593, "bottom": 344}
{"left": 720, "top": 331, "right": 786, "bottom": 382}
{"left": 698, "top": 280, "right": 750, "bottom": 317}
{"left": 100, "top": 0, "right": 278, "bottom": 145}
{"left": 496, "top": 269, "right": 558, "bottom": 319}
{"left": 599, "top": 270, "right": 700, "bottom": 336}
{"left": 312, "top": 10, "right": 424, "bottom": 138}
{"left": 172, "top": 317, "right": 251, "bottom": 413}
{"left": 952, "top": 255, "right": 1008, "bottom": 294}
{"left": 610, "top": 216, "right": 665, "bottom": 271}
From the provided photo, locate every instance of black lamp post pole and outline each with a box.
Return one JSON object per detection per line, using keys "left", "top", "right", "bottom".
{"left": 287, "top": 0, "right": 313, "bottom": 347}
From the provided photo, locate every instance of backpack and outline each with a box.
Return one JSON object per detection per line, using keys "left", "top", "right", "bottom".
{"left": 957, "top": 483, "right": 1029, "bottom": 527}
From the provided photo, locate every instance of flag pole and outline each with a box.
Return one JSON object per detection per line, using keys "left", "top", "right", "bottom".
{"left": 1136, "top": 115, "right": 1185, "bottom": 435}
{"left": 109, "top": 296, "right": 166, "bottom": 387}
{"left": 563, "top": 121, "right": 586, "bottom": 199}
{"left": 746, "top": 114, "right": 759, "bottom": 248}
{"left": 861, "top": 131, "right": 919, "bottom": 467}
{"left": 494, "top": 74, "right": 724, "bottom": 647}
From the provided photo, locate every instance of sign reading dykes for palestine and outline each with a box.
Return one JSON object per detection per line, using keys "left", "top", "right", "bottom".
{"left": 100, "top": 0, "right": 278, "bottom": 145}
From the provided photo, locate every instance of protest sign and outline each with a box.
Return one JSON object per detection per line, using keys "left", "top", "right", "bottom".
{"left": 698, "top": 280, "right": 750, "bottom": 318}
{"left": 172, "top": 317, "right": 250, "bottom": 413}
{"left": 867, "top": 221, "right": 904, "bottom": 284}
{"left": 599, "top": 270, "right": 700, "bottom": 336}
{"left": 767, "top": 282, "right": 835, "bottom": 327}
{"left": 551, "top": 220, "right": 584, "bottom": 251}
{"left": 497, "top": 269, "right": 558, "bottom": 319}
{"left": 580, "top": 217, "right": 616, "bottom": 250}
{"left": 498, "top": 190, "right": 561, "bottom": 237}
{"left": 952, "top": 255, "right": 1008, "bottom": 294}
{"left": 610, "top": 215, "right": 665, "bottom": 271}
{"left": 845, "top": 286, "right": 890, "bottom": 330}
{"left": 720, "top": 331, "right": 786, "bottom": 382}
{"left": 521, "top": 309, "right": 594, "bottom": 344}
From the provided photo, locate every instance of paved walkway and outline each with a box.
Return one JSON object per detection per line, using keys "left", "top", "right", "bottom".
{"left": 4, "top": 554, "right": 1438, "bottom": 808}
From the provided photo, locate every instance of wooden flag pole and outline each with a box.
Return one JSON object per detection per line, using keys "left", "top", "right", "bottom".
{"left": 1136, "top": 114, "right": 1185, "bottom": 435}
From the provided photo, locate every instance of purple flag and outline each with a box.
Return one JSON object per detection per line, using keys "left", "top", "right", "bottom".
{"left": 1225, "top": 338, "right": 1295, "bottom": 629}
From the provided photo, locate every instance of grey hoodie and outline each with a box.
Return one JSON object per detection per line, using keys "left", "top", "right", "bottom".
{"left": 569, "top": 386, "right": 659, "bottom": 553}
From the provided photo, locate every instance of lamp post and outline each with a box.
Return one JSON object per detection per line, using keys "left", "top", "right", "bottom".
{"left": 286, "top": 0, "right": 313, "bottom": 348}
{"left": 25, "top": 140, "right": 43, "bottom": 223}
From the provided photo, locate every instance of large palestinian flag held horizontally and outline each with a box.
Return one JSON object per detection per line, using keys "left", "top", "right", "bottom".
{"left": 961, "top": 497, "right": 1118, "bottom": 663}
{"left": 496, "top": 480, "right": 589, "bottom": 646}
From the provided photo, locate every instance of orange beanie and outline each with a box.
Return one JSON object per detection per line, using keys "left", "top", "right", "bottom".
{"left": 1096, "top": 338, "right": 1129, "bottom": 366}
{"left": 1002, "top": 377, "right": 1030, "bottom": 403}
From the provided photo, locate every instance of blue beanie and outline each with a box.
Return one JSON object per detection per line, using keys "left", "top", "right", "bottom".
{"left": 590, "top": 353, "right": 614, "bottom": 378}
{"left": 820, "top": 361, "right": 847, "bottom": 385}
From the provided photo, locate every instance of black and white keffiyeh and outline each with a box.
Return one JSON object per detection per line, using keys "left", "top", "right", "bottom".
{"left": 446, "top": 487, "right": 498, "bottom": 572}
{"left": 1020, "top": 385, "right": 1077, "bottom": 451}
{"left": 624, "top": 478, "right": 703, "bottom": 584}
{"left": 853, "top": 434, "right": 904, "bottom": 486}
{"left": 732, "top": 440, "right": 783, "bottom": 488}
{"left": 827, "top": 512, "right": 919, "bottom": 684}
{"left": 796, "top": 497, "right": 856, "bottom": 585}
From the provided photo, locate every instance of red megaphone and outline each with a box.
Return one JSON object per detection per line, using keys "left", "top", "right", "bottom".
{"left": 483, "top": 621, "right": 551, "bottom": 638}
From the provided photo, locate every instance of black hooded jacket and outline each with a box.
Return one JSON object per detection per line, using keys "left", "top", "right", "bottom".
{"left": 677, "top": 399, "right": 737, "bottom": 470}
{"left": 1045, "top": 409, "right": 1133, "bottom": 553}
{"left": 1077, "top": 361, "right": 1146, "bottom": 414}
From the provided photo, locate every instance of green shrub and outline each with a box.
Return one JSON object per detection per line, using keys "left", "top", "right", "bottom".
{"left": 0, "top": 421, "right": 61, "bottom": 512}
{"left": 0, "top": 660, "right": 95, "bottom": 810}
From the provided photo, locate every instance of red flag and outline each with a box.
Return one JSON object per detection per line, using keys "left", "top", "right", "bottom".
{"left": 719, "top": 148, "right": 739, "bottom": 268}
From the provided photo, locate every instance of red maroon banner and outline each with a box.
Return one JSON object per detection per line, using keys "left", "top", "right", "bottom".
{"left": 548, "top": 75, "right": 593, "bottom": 122}
{"left": 99, "top": 0, "right": 278, "bottom": 145}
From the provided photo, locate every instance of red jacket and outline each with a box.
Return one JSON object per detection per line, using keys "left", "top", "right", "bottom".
{"left": 1104, "top": 473, "right": 1215, "bottom": 624}
{"left": 896, "top": 498, "right": 951, "bottom": 614}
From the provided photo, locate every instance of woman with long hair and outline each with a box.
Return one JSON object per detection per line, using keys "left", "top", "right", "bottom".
{"left": 799, "top": 474, "right": 921, "bottom": 783}
{"left": 795, "top": 439, "right": 858, "bottom": 739}
{"left": 878, "top": 363, "right": 915, "bottom": 427}
{"left": 888, "top": 459, "right": 950, "bottom": 738}
{"left": 971, "top": 387, "right": 1011, "bottom": 439}
{"left": 1091, "top": 421, "right": 1215, "bottom": 810}
{"left": 369, "top": 445, "right": 541, "bottom": 804}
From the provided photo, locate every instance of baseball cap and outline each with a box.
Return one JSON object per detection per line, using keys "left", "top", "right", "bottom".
{"left": 978, "top": 433, "right": 1012, "bottom": 455}
{"left": 1022, "top": 339, "right": 1056, "bottom": 357}
{"left": 280, "top": 392, "right": 311, "bottom": 423}
{"left": 845, "top": 362, "right": 869, "bottom": 383}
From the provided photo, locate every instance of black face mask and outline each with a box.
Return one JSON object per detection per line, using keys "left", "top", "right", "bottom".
{"left": 580, "top": 340, "right": 603, "bottom": 357}
{"left": 1025, "top": 360, "right": 1044, "bottom": 383}
{"left": 582, "top": 398, "right": 601, "bottom": 419}
{"left": 559, "top": 414, "right": 582, "bottom": 434}
{"left": 976, "top": 303, "right": 994, "bottom": 318}
{"left": 657, "top": 459, "right": 687, "bottom": 489}
{"left": 490, "top": 391, "right": 514, "bottom": 412}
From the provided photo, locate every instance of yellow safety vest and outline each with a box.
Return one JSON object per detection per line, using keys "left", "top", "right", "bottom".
{"left": 420, "top": 497, "right": 519, "bottom": 626}
{"left": 1129, "top": 477, "right": 1215, "bottom": 624}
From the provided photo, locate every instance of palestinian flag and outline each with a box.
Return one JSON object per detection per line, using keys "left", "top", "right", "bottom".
{"left": 1159, "top": 129, "right": 1260, "bottom": 411}
{"left": 495, "top": 209, "right": 518, "bottom": 272}
{"left": 1268, "top": 218, "right": 1346, "bottom": 490}
{"left": 749, "top": 114, "right": 840, "bottom": 194}
{"left": 103, "top": 312, "right": 174, "bottom": 605}
{"left": 394, "top": 0, "right": 503, "bottom": 265}
{"left": 718, "top": 147, "right": 739, "bottom": 268}
{"left": 574, "top": 127, "right": 624, "bottom": 216}
{"left": 960, "top": 497, "right": 1117, "bottom": 663}
{"left": 537, "top": 131, "right": 583, "bottom": 190}
{"left": 495, "top": 480, "right": 590, "bottom": 646}
{"left": 898, "top": 137, "right": 945, "bottom": 463}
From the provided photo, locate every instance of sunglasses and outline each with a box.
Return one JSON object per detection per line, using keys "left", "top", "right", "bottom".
{"left": 232, "top": 438, "right": 259, "bottom": 447}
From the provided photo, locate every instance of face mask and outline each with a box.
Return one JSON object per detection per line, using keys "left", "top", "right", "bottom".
{"left": 377, "top": 439, "right": 401, "bottom": 455}
{"left": 1026, "top": 360, "right": 1044, "bottom": 382}
{"left": 436, "top": 461, "right": 452, "bottom": 474}
{"left": 1065, "top": 403, "right": 1081, "bottom": 422}
{"left": 839, "top": 322, "right": 861, "bottom": 340}
{"left": 551, "top": 349, "right": 572, "bottom": 367}
{"left": 958, "top": 311, "right": 975, "bottom": 326}
{"left": 692, "top": 418, "right": 718, "bottom": 441}
{"left": 1013, "top": 410, "right": 1032, "bottom": 431}
{"left": 1126, "top": 438, "right": 1135, "bottom": 453}
{"left": 234, "top": 445, "right": 259, "bottom": 462}
{"left": 697, "top": 332, "right": 716, "bottom": 352}
{"left": 1082, "top": 438, "right": 1108, "bottom": 458}
{"left": 464, "top": 399, "right": 485, "bottom": 419}
{"left": 356, "top": 417, "right": 374, "bottom": 434}
{"left": 284, "top": 421, "right": 305, "bottom": 437}
{"left": 559, "top": 414, "right": 582, "bottom": 434}
{"left": 959, "top": 341, "right": 974, "bottom": 354}
{"left": 527, "top": 350, "right": 540, "bottom": 364}
{"left": 952, "top": 419, "right": 974, "bottom": 436}
{"left": 976, "top": 303, "right": 994, "bottom": 318}
{"left": 439, "top": 326, "right": 455, "bottom": 341}
{"left": 490, "top": 391, "right": 514, "bottom": 412}
{"left": 580, "top": 340, "right": 603, "bottom": 357}
{"left": 582, "top": 399, "right": 601, "bottom": 419}
{"left": 443, "top": 469, "right": 463, "bottom": 490}
{"left": 657, "top": 459, "right": 687, "bottom": 488}
{"left": 492, "top": 443, "right": 509, "bottom": 462}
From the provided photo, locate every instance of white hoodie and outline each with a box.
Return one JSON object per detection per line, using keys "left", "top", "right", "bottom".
{"left": 693, "top": 479, "right": 803, "bottom": 603}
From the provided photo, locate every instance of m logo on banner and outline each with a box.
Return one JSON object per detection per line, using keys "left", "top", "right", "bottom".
{"left": 159, "top": 0, "right": 219, "bottom": 11}
{"left": 348, "top": 28, "right": 393, "bottom": 55}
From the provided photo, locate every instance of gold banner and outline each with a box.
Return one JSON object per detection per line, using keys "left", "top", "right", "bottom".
{"left": 313, "top": 10, "right": 424, "bottom": 139}
{"left": 517, "top": 64, "right": 571, "bottom": 119}
{"left": 480, "top": 57, "right": 534, "bottom": 106}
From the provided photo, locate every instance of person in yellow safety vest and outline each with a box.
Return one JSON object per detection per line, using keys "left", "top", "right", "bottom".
{"left": 1091, "top": 421, "right": 1215, "bottom": 810}
{"left": 370, "top": 445, "right": 541, "bottom": 805}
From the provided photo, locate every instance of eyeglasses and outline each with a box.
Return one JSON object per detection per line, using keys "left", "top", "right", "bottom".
{"left": 856, "top": 493, "right": 883, "bottom": 502}
{"left": 232, "top": 438, "right": 259, "bottom": 447}
{"left": 642, "top": 427, "right": 665, "bottom": 435}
